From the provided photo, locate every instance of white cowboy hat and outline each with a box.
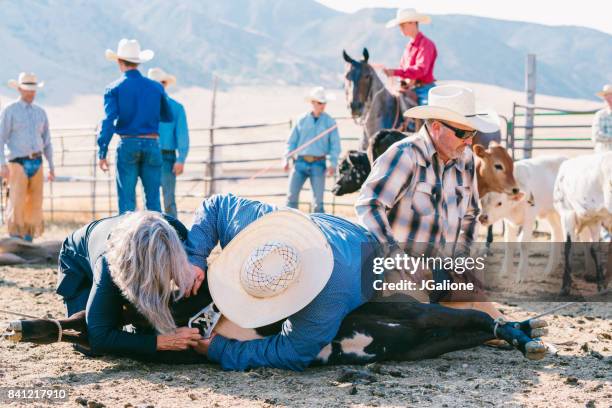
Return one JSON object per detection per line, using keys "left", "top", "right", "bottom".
{"left": 147, "top": 67, "right": 177, "bottom": 87}
{"left": 305, "top": 86, "right": 335, "bottom": 104}
{"left": 385, "top": 8, "right": 431, "bottom": 28}
{"left": 105, "top": 39, "right": 154, "bottom": 64}
{"left": 7, "top": 72, "right": 44, "bottom": 91}
{"left": 208, "top": 210, "right": 334, "bottom": 328}
{"left": 403, "top": 85, "right": 500, "bottom": 133}
{"left": 596, "top": 84, "right": 612, "bottom": 98}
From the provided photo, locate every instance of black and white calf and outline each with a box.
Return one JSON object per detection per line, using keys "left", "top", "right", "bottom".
{"left": 4, "top": 293, "right": 548, "bottom": 364}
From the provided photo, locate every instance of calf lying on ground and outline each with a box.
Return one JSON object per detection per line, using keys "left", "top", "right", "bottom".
{"left": 4, "top": 293, "right": 548, "bottom": 364}
{"left": 553, "top": 152, "right": 612, "bottom": 295}
{"left": 0, "top": 238, "right": 62, "bottom": 265}
{"left": 479, "top": 155, "right": 567, "bottom": 282}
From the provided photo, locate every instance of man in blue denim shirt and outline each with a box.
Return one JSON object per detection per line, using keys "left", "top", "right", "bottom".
{"left": 283, "top": 87, "right": 341, "bottom": 213}
{"left": 148, "top": 68, "right": 189, "bottom": 217}
{"left": 97, "top": 39, "right": 172, "bottom": 213}
{"left": 186, "top": 194, "right": 378, "bottom": 371}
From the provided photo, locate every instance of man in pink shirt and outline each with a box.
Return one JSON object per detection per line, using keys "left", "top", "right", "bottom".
{"left": 383, "top": 8, "right": 437, "bottom": 105}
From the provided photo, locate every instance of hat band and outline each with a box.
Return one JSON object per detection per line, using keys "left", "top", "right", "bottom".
{"left": 21, "top": 82, "right": 38, "bottom": 85}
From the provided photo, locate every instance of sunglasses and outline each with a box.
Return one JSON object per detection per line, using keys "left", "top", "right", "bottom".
{"left": 439, "top": 121, "right": 478, "bottom": 139}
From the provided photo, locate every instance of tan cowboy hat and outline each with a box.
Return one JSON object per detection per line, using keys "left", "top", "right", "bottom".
{"left": 105, "top": 39, "right": 154, "bottom": 64}
{"left": 385, "top": 8, "right": 431, "bottom": 28}
{"left": 404, "top": 85, "right": 500, "bottom": 133}
{"left": 147, "top": 67, "right": 177, "bottom": 87}
{"left": 7, "top": 72, "right": 44, "bottom": 91}
{"left": 596, "top": 84, "right": 612, "bottom": 98}
{"left": 305, "top": 86, "right": 335, "bottom": 104}
{"left": 208, "top": 210, "right": 334, "bottom": 328}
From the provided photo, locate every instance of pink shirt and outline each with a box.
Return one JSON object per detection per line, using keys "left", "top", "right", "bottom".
{"left": 393, "top": 32, "right": 437, "bottom": 84}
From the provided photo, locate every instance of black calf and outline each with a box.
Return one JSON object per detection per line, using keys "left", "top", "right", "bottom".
{"left": 332, "top": 150, "right": 370, "bottom": 196}
{"left": 367, "top": 129, "right": 407, "bottom": 163}
{"left": 7, "top": 294, "right": 546, "bottom": 364}
{"left": 332, "top": 130, "right": 408, "bottom": 196}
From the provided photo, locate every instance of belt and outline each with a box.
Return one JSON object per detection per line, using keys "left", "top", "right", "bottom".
{"left": 120, "top": 133, "right": 159, "bottom": 139}
{"left": 9, "top": 151, "right": 42, "bottom": 162}
{"left": 299, "top": 155, "right": 326, "bottom": 163}
{"left": 161, "top": 149, "right": 176, "bottom": 154}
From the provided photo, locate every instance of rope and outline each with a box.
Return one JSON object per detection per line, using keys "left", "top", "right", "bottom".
{"left": 528, "top": 302, "right": 577, "bottom": 321}
{"left": 493, "top": 316, "right": 506, "bottom": 339}
{"left": 0, "top": 308, "right": 63, "bottom": 342}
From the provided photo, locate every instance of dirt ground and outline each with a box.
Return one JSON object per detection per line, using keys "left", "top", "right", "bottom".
{"left": 0, "top": 224, "right": 610, "bottom": 408}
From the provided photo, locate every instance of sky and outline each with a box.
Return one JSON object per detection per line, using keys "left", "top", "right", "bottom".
{"left": 315, "top": 0, "right": 612, "bottom": 35}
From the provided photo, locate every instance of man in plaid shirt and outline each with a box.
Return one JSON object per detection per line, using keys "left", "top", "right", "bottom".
{"left": 592, "top": 84, "right": 612, "bottom": 153}
{"left": 356, "top": 85, "right": 500, "bottom": 308}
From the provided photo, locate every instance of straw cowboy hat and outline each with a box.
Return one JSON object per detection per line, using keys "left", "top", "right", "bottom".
{"left": 207, "top": 210, "right": 334, "bottom": 328}
{"left": 147, "top": 67, "right": 177, "bottom": 87}
{"left": 105, "top": 39, "right": 154, "bottom": 64}
{"left": 404, "top": 85, "right": 500, "bottom": 133}
{"left": 305, "top": 86, "right": 335, "bottom": 104}
{"left": 7, "top": 72, "right": 44, "bottom": 91}
{"left": 385, "top": 8, "right": 431, "bottom": 28}
{"left": 596, "top": 84, "right": 612, "bottom": 98}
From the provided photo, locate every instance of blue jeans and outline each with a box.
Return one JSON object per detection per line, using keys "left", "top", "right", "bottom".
{"left": 115, "top": 138, "right": 162, "bottom": 213}
{"left": 415, "top": 82, "right": 436, "bottom": 106}
{"left": 286, "top": 158, "right": 326, "bottom": 213}
{"left": 161, "top": 150, "right": 178, "bottom": 217}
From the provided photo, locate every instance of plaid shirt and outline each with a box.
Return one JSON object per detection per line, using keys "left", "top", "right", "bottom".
{"left": 355, "top": 127, "right": 479, "bottom": 256}
{"left": 592, "top": 107, "right": 612, "bottom": 152}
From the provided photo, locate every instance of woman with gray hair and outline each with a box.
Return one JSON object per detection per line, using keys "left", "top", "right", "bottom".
{"left": 52, "top": 211, "right": 206, "bottom": 358}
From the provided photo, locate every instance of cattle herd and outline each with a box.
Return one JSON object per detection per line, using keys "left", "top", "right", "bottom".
{"left": 333, "top": 129, "right": 611, "bottom": 296}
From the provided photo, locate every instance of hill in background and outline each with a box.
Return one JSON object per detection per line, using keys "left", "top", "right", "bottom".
{"left": 1, "top": 0, "right": 610, "bottom": 103}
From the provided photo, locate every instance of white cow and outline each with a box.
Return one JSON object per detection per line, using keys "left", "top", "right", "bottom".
{"left": 553, "top": 152, "right": 612, "bottom": 295}
{"left": 479, "top": 155, "right": 567, "bottom": 282}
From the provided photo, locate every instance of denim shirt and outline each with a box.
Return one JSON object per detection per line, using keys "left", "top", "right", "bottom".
{"left": 98, "top": 69, "right": 173, "bottom": 159}
{"left": 285, "top": 112, "right": 341, "bottom": 168}
{"left": 186, "top": 193, "right": 378, "bottom": 371}
{"left": 56, "top": 214, "right": 189, "bottom": 358}
{"left": 158, "top": 97, "right": 189, "bottom": 163}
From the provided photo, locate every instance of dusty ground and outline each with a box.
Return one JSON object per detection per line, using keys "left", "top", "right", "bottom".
{"left": 0, "top": 225, "right": 610, "bottom": 408}
{"left": 0, "top": 84, "right": 609, "bottom": 406}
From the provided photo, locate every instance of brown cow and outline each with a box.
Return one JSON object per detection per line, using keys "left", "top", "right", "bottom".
{"left": 473, "top": 141, "right": 520, "bottom": 197}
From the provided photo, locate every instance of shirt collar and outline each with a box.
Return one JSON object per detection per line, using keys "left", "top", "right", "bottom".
{"left": 420, "top": 126, "right": 467, "bottom": 172}
{"left": 18, "top": 99, "right": 32, "bottom": 108}
{"left": 410, "top": 31, "right": 424, "bottom": 46}
{"left": 124, "top": 69, "right": 143, "bottom": 78}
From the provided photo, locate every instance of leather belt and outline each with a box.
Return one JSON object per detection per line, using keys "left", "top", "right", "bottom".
{"left": 10, "top": 151, "right": 42, "bottom": 162}
{"left": 161, "top": 149, "right": 176, "bottom": 154}
{"left": 299, "top": 155, "right": 326, "bottom": 163}
{"left": 120, "top": 133, "right": 159, "bottom": 139}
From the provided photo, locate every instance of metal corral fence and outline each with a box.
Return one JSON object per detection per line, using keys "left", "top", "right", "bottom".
{"left": 507, "top": 103, "right": 599, "bottom": 160}
{"left": 0, "top": 104, "right": 600, "bottom": 224}
{"left": 0, "top": 117, "right": 363, "bottom": 224}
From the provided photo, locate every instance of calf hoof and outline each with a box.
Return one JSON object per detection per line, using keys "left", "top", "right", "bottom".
{"left": 518, "top": 318, "right": 549, "bottom": 339}
{"left": 495, "top": 321, "right": 547, "bottom": 361}
{"left": 6, "top": 319, "right": 60, "bottom": 344}
{"left": 524, "top": 340, "right": 547, "bottom": 360}
{"left": 1, "top": 321, "right": 23, "bottom": 342}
